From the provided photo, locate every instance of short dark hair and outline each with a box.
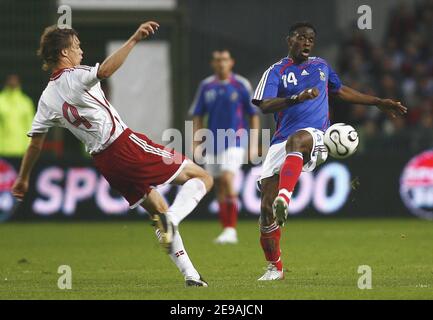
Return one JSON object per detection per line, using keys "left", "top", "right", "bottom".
{"left": 37, "top": 25, "right": 78, "bottom": 71}
{"left": 211, "top": 49, "right": 232, "bottom": 57}
{"left": 288, "top": 22, "right": 317, "bottom": 37}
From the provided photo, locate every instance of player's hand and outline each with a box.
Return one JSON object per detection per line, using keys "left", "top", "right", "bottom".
{"left": 131, "top": 21, "right": 160, "bottom": 42}
{"left": 377, "top": 99, "right": 408, "bottom": 118}
{"left": 298, "top": 88, "right": 319, "bottom": 102}
{"left": 11, "top": 177, "right": 28, "bottom": 201}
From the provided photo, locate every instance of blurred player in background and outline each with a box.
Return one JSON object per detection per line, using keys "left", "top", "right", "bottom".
{"left": 252, "top": 22, "right": 407, "bottom": 280}
{"left": 0, "top": 74, "right": 34, "bottom": 156}
{"left": 11, "top": 21, "right": 213, "bottom": 287}
{"left": 190, "top": 50, "right": 260, "bottom": 244}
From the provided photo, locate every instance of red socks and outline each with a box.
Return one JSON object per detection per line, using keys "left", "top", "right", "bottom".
{"left": 260, "top": 222, "right": 282, "bottom": 271}
{"left": 226, "top": 197, "right": 238, "bottom": 228}
{"left": 277, "top": 152, "right": 303, "bottom": 203}
{"left": 258, "top": 152, "right": 303, "bottom": 271}
{"left": 218, "top": 196, "right": 238, "bottom": 228}
{"left": 218, "top": 201, "right": 228, "bottom": 227}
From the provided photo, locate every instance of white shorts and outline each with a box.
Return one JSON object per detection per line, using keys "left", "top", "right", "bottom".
{"left": 204, "top": 147, "right": 245, "bottom": 177}
{"left": 258, "top": 127, "right": 328, "bottom": 186}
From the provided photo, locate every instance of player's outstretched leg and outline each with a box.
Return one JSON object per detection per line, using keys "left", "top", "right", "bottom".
{"left": 273, "top": 131, "right": 313, "bottom": 226}
{"left": 141, "top": 189, "right": 208, "bottom": 287}
{"left": 166, "top": 161, "right": 212, "bottom": 286}
{"left": 258, "top": 175, "right": 284, "bottom": 280}
{"left": 167, "top": 160, "right": 213, "bottom": 227}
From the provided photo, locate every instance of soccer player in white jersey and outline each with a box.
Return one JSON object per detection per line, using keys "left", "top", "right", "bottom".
{"left": 11, "top": 21, "right": 213, "bottom": 287}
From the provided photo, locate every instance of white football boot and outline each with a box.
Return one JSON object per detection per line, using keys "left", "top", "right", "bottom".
{"left": 213, "top": 227, "right": 238, "bottom": 244}
{"left": 185, "top": 275, "right": 209, "bottom": 287}
{"left": 272, "top": 196, "right": 289, "bottom": 227}
{"left": 257, "top": 263, "right": 284, "bottom": 281}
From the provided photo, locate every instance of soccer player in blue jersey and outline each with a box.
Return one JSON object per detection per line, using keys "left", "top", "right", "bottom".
{"left": 190, "top": 49, "right": 260, "bottom": 244}
{"left": 252, "top": 22, "right": 407, "bottom": 280}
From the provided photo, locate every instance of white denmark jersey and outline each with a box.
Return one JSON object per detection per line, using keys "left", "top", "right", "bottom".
{"left": 28, "top": 64, "right": 127, "bottom": 154}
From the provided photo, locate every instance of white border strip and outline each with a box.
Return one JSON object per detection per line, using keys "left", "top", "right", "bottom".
{"left": 58, "top": 0, "right": 177, "bottom": 10}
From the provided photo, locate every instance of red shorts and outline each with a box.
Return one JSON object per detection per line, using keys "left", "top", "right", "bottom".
{"left": 93, "top": 128, "right": 187, "bottom": 208}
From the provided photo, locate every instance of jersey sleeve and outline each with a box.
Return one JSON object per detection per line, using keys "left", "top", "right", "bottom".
{"left": 188, "top": 82, "right": 207, "bottom": 116}
{"left": 328, "top": 64, "right": 342, "bottom": 93}
{"left": 252, "top": 66, "right": 280, "bottom": 102}
{"left": 71, "top": 63, "right": 101, "bottom": 90}
{"left": 27, "top": 100, "right": 57, "bottom": 137}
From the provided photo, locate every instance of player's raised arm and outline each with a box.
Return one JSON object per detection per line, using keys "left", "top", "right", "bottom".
{"left": 11, "top": 133, "right": 47, "bottom": 201}
{"left": 333, "top": 85, "right": 408, "bottom": 118}
{"left": 252, "top": 88, "right": 319, "bottom": 114}
{"left": 97, "top": 21, "right": 159, "bottom": 79}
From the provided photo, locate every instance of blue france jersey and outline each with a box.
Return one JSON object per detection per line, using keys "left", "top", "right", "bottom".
{"left": 190, "top": 74, "right": 257, "bottom": 154}
{"left": 253, "top": 56, "right": 342, "bottom": 145}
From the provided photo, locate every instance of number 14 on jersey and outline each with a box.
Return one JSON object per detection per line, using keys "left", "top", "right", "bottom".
{"left": 282, "top": 72, "right": 298, "bottom": 87}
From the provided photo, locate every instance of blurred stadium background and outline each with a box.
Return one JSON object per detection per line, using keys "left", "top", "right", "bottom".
{"left": 1, "top": 0, "right": 432, "bottom": 222}
{"left": 1, "top": 0, "right": 433, "bottom": 301}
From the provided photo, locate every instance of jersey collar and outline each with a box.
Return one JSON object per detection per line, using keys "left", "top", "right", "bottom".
{"left": 286, "top": 56, "right": 309, "bottom": 66}
{"left": 50, "top": 68, "right": 71, "bottom": 81}
{"left": 214, "top": 73, "right": 234, "bottom": 84}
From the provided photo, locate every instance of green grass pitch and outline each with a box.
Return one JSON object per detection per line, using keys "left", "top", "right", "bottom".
{"left": 0, "top": 218, "right": 432, "bottom": 299}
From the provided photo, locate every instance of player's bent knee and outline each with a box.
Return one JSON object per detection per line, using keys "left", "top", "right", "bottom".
{"left": 286, "top": 135, "right": 304, "bottom": 153}
{"left": 176, "top": 162, "right": 213, "bottom": 190}
{"left": 285, "top": 132, "right": 312, "bottom": 155}
{"left": 188, "top": 163, "right": 214, "bottom": 191}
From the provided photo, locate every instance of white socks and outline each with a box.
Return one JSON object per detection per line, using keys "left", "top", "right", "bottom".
{"left": 167, "top": 177, "right": 207, "bottom": 226}
{"left": 153, "top": 177, "right": 207, "bottom": 280}
{"left": 168, "top": 230, "right": 200, "bottom": 279}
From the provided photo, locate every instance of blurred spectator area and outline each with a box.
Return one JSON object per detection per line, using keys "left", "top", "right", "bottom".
{"left": 0, "top": 0, "right": 431, "bottom": 159}
{"left": 331, "top": 0, "right": 433, "bottom": 154}
{"left": 0, "top": 0, "right": 66, "bottom": 159}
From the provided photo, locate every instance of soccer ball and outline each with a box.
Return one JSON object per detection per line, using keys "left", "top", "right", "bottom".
{"left": 324, "top": 123, "right": 359, "bottom": 159}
